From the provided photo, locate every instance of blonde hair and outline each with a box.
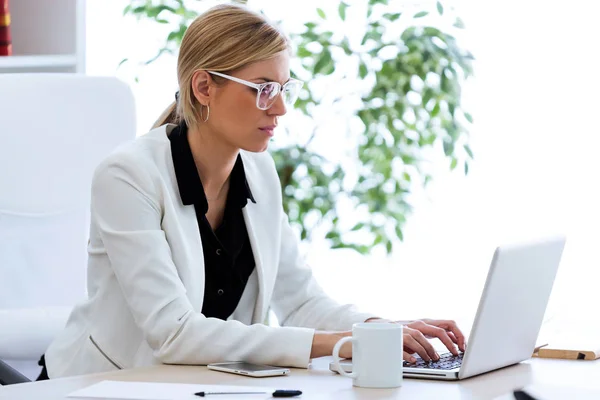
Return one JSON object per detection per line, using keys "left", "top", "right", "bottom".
{"left": 152, "top": 4, "right": 290, "bottom": 129}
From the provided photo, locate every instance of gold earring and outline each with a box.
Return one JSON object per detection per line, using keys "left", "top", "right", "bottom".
{"left": 200, "top": 104, "right": 210, "bottom": 122}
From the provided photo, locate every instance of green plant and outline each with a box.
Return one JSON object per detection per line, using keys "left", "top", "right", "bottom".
{"left": 123, "top": 0, "right": 474, "bottom": 254}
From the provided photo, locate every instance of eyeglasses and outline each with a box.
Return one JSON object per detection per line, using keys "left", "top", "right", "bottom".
{"left": 208, "top": 71, "right": 304, "bottom": 110}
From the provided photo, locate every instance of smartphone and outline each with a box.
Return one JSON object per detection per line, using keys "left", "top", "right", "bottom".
{"left": 207, "top": 361, "right": 290, "bottom": 378}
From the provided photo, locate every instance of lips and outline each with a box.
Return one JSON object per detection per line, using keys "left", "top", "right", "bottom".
{"left": 259, "top": 125, "right": 276, "bottom": 137}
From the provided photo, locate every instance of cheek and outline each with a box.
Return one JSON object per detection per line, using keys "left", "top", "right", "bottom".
{"left": 219, "top": 90, "right": 261, "bottom": 127}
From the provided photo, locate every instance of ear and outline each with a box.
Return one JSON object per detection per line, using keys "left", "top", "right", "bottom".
{"left": 191, "top": 70, "right": 212, "bottom": 106}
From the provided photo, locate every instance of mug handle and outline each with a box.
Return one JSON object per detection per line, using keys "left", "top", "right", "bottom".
{"left": 332, "top": 336, "right": 358, "bottom": 379}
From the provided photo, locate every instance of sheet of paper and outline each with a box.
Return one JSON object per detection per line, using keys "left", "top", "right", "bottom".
{"left": 68, "top": 380, "right": 276, "bottom": 400}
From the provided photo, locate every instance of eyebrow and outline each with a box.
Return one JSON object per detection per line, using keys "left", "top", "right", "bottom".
{"left": 253, "top": 76, "right": 291, "bottom": 84}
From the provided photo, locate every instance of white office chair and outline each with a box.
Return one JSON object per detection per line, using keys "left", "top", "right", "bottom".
{"left": 0, "top": 74, "right": 136, "bottom": 381}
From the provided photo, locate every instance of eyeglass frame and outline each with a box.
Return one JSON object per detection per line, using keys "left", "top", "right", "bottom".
{"left": 208, "top": 71, "right": 304, "bottom": 110}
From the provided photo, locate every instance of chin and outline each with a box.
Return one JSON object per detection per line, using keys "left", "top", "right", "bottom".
{"left": 243, "top": 141, "right": 270, "bottom": 153}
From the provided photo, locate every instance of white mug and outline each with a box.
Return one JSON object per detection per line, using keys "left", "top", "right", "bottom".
{"left": 332, "top": 322, "right": 403, "bottom": 388}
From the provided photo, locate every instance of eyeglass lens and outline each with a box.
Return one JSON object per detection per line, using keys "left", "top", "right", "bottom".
{"left": 258, "top": 82, "right": 302, "bottom": 110}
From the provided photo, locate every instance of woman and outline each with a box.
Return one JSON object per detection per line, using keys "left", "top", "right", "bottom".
{"left": 44, "top": 4, "right": 465, "bottom": 378}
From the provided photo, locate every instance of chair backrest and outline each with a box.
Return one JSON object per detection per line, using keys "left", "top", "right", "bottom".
{"left": 0, "top": 73, "right": 136, "bottom": 312}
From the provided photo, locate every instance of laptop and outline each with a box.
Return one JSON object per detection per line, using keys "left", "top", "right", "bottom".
{"left": 330, "top": 236, "right": 566, "bottom": 380}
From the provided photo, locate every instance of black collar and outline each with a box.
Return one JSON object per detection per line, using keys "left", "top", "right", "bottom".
{"left": 168, "top": 123, "right": 256, "bottom": 214}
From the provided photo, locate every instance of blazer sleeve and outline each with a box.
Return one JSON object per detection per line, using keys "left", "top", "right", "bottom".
{"left": 91, "top": 156, "right": 315, "bottom": 368}
{"left": 270, "top": 211, "right": 378, "bottom": 331}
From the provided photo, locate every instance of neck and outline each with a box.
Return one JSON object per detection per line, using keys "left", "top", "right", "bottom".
{"left": 187, "top": 123, "right": 238, "bottom": 201}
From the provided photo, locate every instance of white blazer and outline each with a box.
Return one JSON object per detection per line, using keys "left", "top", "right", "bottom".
{"left": 46, "top": 124, "right": 375, "bottom": 378}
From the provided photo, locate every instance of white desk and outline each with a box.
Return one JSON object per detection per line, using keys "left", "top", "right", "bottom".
{"left": 1, "top": 357, "right": 599, "bottom": 399}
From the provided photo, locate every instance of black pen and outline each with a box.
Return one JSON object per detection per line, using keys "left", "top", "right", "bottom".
{"left": 195, "top": 389, "right": 302, "bottom": 397}
{"left": 513, "top": 389, "right": 537, "bottom": 400}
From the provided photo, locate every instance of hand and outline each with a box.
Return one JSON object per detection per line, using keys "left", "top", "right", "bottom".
{"left": 404, "top": 319, "right": 466, "bottom": 360}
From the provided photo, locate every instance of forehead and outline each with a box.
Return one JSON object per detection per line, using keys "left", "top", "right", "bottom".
{"left": 236, "top": 51, "right": 290, "bottom": 82}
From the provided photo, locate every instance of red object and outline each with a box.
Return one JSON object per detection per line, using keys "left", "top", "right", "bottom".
{"left": 0, "top": 0, "right": 12, "bottom": 56}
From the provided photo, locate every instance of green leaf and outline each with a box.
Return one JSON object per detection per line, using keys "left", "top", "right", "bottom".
{"left": 443, "top": 140, "right": 454, "bottom": 156}
{"left": 340, "top": 38, "right": 352, "bottom": 55}
{"left": 383, "top": 12, "right": 401, "bottom": 22}
{"left": 322, "top": 61, "right": 335, "bottom": 75}
{"left": 453, "top": 17, "right": 465, "bottom": 28}
{"left": 167, "top": 31, "right": 181, "bottom": 43}
{"left": 413, "top": 11, "right": 429, "bottom": 18}
{"left": 321, "top": 31, "right": 334, "bottom": 41}
{"left": 464, "top": 144, "right": 474, "bottom": 158}
{"left": 339, "top": 2, "right": 348, "bottom": 21}
{"left": 147, "top": 5, "right": 176, "bottom": 18}
{"left": 450, "top": 157, "right": 458, "bottom": 170}
{"left": 118, "top": 58, "right": 129, "bottom": 68}
{"left": 373, "top": 235, "right": 384, "bottom": 246}
{"left": 395, "top": 225, "right": 405, "bottom": 241}
{"left": 313, "top": 50, "right": 333, "bottom": 74}
{"left": 325, "top": 230, "right": 339, "bottom": 239}
{"left": 464, "top": 162, "right": 470, "bottom": 175}
{"left": 317, "top": 8, "right": 326, "bottom": 19}
{"left": 359, "top": 61, "right": 368, "bottom": 79}
{"left": 301, "top": 229, "right": 308, "bottom": 240}
{"left": 436, "top": 1, "right": 444, "bottom": 15}
{"left": 297, "top": 46, "right": 312, "bottom": 58}
{"left": 351, "top": 222, "right": 365, "bottom": 231}
{"left": 132, "top": 6, "right": 148, "bottom": 14}
{"left": 464, "top": 112, "right": 473, "bottom": 123}
{"left": 304, "top": 22, "right": 317, "bottom": 30}
{"left": 386, "top": 240, "right": 393, "bottom": 253}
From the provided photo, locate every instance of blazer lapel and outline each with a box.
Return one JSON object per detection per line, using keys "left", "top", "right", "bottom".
{"left": 243, "top": 204, "right": 268, "bottom": 324}
{"left": 178, "top": 204, "right": 205, "bottom": 310}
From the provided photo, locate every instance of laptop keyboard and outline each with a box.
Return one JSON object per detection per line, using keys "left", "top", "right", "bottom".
{"left": 403, "top": 352, "right": 464, "bottom": 370}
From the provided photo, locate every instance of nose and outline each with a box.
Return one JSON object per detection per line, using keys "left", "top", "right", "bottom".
{"left": 267, "top": 92, "right": 287, "bottom": 116}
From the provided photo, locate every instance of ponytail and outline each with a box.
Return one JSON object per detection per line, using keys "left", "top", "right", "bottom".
{"left": 151, "top": 100, "right": 178, "bottom": 129}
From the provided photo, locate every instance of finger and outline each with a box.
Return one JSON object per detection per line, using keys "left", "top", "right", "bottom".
{"left": 452, "top": 328, "right": 466, "bottom": 352}
{"left": 403, "top": 333, "right": 432, "bottom": 362}
{"left": 420, "top": 325, "right": 459, "bottom": 356}
{"left": 446, "top": 331, "right": 466, "bottom": 353}
{"left": 407, "top": 321, "right": 436, "bottom": 339}
{"left": 408, "top": 330, "right": 438, "bottom": 361}
{"left": 403, "top": 351, "right": 417, "bottom": 364}
{"left": 448, "top": 331, "right": 458, "bottom": 344}
{"left": 442, "top": 320, "right": 467, "bottom": 352}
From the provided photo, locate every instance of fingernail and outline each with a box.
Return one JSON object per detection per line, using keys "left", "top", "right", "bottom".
{"left": 410, "top": 357, "right": 417, "bottom": 363}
